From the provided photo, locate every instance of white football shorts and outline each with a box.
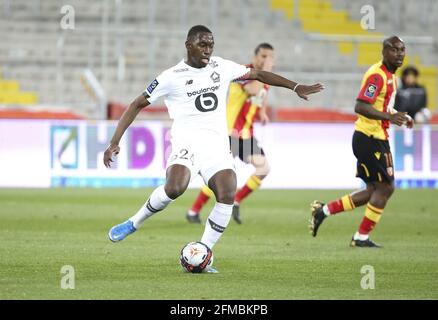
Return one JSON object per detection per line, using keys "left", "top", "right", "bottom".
{"left": 166, "top": 134, "right": 235, "bottom": 184}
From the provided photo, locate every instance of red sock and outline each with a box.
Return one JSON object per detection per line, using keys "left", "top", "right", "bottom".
{"left": 191, "top": 191, "right": 211, "bottom": 214}
{"left": 235, "top": 175, "right": 261, "bottom": 204}
{"left": 358, "top": 203, "right": 383, "bottom": 235}
{"left": 235, "top": 185, "right": 253, "bottom": 204}
{"left": 327, "top": 195, "right": 355, "bottom": 215}
{"left": 327, "top": 200, "right": 344, "bottom": 214}
{"left": 358, "top": 217, "right": 376, "bottom": 235}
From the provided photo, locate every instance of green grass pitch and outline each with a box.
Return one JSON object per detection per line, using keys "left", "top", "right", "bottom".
{"left": 0, "top": 188, "right": 437, "bottom": 299}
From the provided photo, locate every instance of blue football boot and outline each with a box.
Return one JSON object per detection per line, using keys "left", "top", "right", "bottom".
{"left": 108, "top": 220, "right": 136, "bottom": 242}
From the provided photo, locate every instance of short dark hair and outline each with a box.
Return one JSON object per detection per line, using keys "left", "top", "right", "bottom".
{"left": 383, "top": 35, "right": 404, "bottom": 49}
{"left": 402, "top": 65, "right": 419, "bottom": 78}
{"left": 254, "top": 43, "right": 274, "bottom": 54}
{"left": 187, "top": 25, "right": 212, "bottom": 40}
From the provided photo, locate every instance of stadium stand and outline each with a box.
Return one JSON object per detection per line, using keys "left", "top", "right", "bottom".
{"left": 0, "top": 0, "right": 436, "bottom": 119}
{"left": 0, "top": 69, "right": 38, "bottom": 105}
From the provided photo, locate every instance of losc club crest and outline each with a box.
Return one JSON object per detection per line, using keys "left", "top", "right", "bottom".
{"left": 210, "top": 71, "right": 220, "bottom": 83}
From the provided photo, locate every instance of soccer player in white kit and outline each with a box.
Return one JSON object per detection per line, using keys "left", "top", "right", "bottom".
{"left": 103, "top": 25, "right": 324, "bottom": 272}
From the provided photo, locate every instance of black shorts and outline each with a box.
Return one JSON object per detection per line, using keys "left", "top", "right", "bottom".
{"left": 229, "top": 136, "right": 265, "bottom": 163}
{"left": 352, "top": 131, "right": 394, "bottom": 183}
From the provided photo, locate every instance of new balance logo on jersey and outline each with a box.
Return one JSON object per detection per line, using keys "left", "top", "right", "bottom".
{"left": 210, "top": 72, "right": 220, "bottom": 83}
{"left": 187, "top": 85, "right": 220, "bottom": 97}
{"left": 186, "top": 79, "right": 193, "bottom": 85}
{"left": 174, "top": 68, "right": 189, "bottom": 73}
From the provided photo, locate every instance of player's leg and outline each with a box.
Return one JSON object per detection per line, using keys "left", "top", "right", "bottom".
{"left": 351, "top": 181, "right": 394, "bottom": 248}
{"left": 200, "top": 169, "right": 237, "bottom": 250}
{"left": 312, "top": 184, "right": 375, "bottom": 223}
{"left": 235, "top": 153, "right": 270, "bottom": 203}
{"left": 350, "top": 132, "right": 394, "bottom": 247}
{"left": 197, "top": 135, "right": 236, "bottom": 271}
{"left": 310, "top": 131, "right": 376, "bottom": 237}
{"left": 310, "top": 183, "right": 375, "bottom": 237}
{"left": 109, "top": 164, "right": 190, "bottom": 242}
{"left": 186, "top": 184, "right": 215, "bottom": 223}
{"left": 233, "top": 137, "right": 269, "bottom": 223}
{"left": 131, "top": 164, "right": 190, "bottom": 228}
{"left": 310, "top": 129, "right": 394, "bottom": 247}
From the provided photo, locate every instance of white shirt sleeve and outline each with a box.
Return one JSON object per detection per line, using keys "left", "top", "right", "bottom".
{"left": 143, "top": 70, "right": 172, "bottom": 105}
{"left": 220, "top": 58, "right": 251, "bottom": 83}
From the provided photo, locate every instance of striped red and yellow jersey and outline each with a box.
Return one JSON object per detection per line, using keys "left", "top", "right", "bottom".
{"left": 355, "top": 61, "right": 397, "bottom": 140}
{"left": 227, "top": 64, "right": 269, "bottom": 139}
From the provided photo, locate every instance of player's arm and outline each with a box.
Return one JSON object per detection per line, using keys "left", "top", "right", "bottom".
{"left": 247, "top": 69, "right": 324, "bottom": 100}
{"left": 103, "top": 94, "right": 150, "bottom": 168}
{"left": 390, "top": 106, "right": 414, "bottom": 128}
{"left": 355, "top": 72, "right": 411, "bottom": 128}
{"left": 243, "top": 57, "right": 274, "bottom": 96}
{"left": 243, "top": 80, "right": 264, "bottom": 96}
{"left": 355, "top": 100, "right": 408, "bottom": 127}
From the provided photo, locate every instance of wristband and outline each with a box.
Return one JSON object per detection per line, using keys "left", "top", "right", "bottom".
{"left": 292, "top": 83, "right": 300, "bottom": 92}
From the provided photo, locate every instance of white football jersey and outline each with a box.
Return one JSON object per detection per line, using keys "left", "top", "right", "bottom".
{"left": 143, "top": 56, "right": 250, "bottom": 139}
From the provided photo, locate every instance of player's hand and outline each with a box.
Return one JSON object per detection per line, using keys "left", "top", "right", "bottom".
{"left": 405, "top": 114, "right": 414, "bottom": 129}
{"left": 295, "top": 83, "right": 325, "bottom": 100}
{"left": 259, "top": 110, "right": 270, "bottom": 125}
{"left": 103, "top": 144, "right": 120, "bottom": 168}
{"left": 389, "top": 112, "right": 409, "bottom": 127}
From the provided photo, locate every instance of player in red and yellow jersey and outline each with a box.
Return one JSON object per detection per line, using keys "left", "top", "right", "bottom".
{"left": 186, "top": 43, "right": 274, "bottom": 224}
{"left": 309, "top": 36, "right": 413, "bottom": 247}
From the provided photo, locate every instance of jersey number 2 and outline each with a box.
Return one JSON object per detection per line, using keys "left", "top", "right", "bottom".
{"left": 170, "top": 148, "right": 194, "bottom": 166}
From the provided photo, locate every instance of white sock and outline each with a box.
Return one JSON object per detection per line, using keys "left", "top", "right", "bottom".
{"left": 129, "top": 185, "right": 173, "bottom": 229}
{"left": 187, "top": 210, "right": 197, "bottom": 216}
{"left": 354, "top": 231, "right": 369, "bottom": 241}
{"left": 200, "top": 202, "right": 233, "bottom": 249}
{"left": 323, "top": 204, "right": 330, "bottom": 216}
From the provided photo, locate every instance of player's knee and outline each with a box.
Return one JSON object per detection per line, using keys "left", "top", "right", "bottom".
{"left": 253, "top": 157, "right": 270, "bottom": 178}
{"left": 386, "top": 183, "right": 395, "bottom": 197}
{"left": 215, "top": 189, "right": 235, "bottom": 205}
{"left": 260, "top": 161, "right": 271, "bottom": 178}
{"left": 366, "top": 183, "right": 376, "bottom": 193}
{"left": 364, "top": 184, "right": 375, "bottom": 200}
{"left": 376, "top": 182, "right": 394, "bottom": 199}
{"left": 164, "top": 183, "right": 187, "bottom": 200}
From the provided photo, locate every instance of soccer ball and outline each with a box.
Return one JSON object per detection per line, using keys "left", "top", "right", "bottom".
{"left": 180, "top": 241, "right": 213, "bottom": 273}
